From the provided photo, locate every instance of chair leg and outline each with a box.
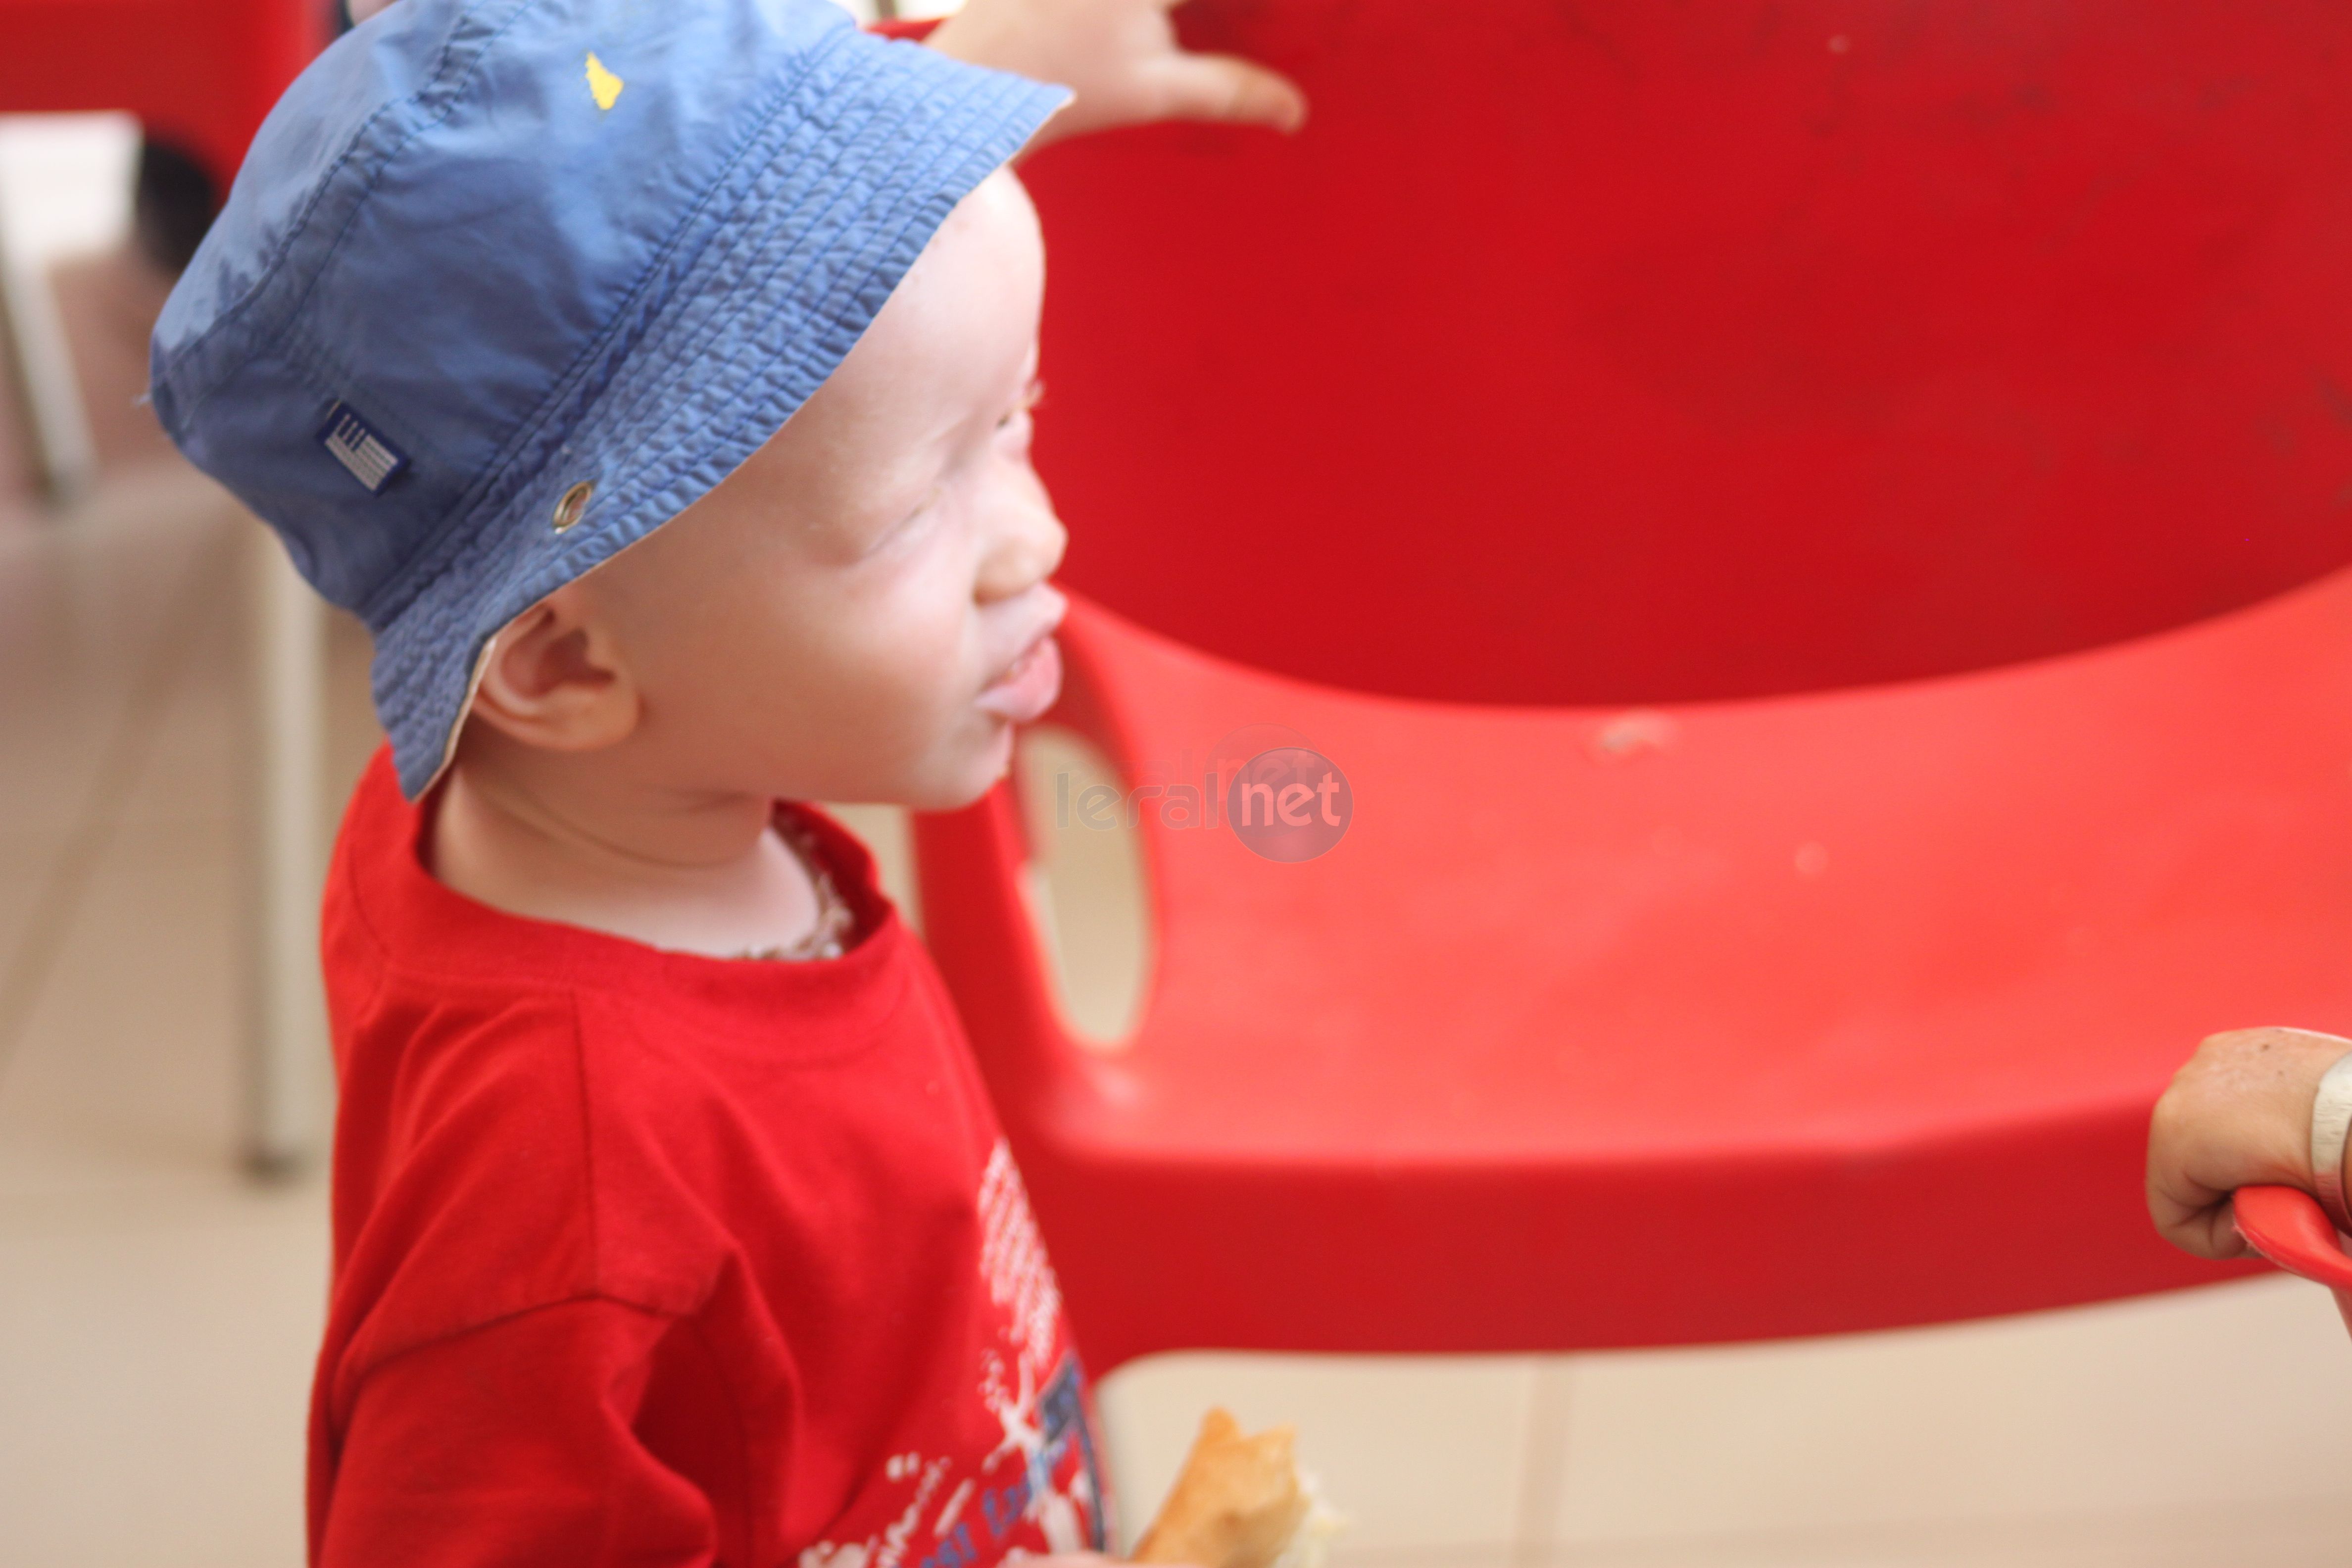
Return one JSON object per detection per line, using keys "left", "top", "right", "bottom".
{"left": 0, "top": 238, "right": 91, "bottom": 503}
{"left": 243, "top": 524, "right": 327, "bottom": 1179}
{"left": 0, "top": 114, "right": 139, "bottom": 504}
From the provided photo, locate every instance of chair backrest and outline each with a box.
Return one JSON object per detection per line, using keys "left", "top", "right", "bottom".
{"left": 0, "top": 0, "right": 322, "bottom": 189}
{"left": 1021, "top": 0, "right": 2352, "bottom": 706}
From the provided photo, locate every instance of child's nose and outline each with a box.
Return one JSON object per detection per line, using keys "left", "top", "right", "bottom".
{"left": 976, "top": 491, "right": 1066, "bottom": 604}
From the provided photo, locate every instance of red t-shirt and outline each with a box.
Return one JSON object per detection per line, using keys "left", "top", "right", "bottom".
{"left": 310, "top": 750, "right": 1109, "bottom": 1568}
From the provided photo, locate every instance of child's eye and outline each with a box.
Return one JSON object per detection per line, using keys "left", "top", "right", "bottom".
{"left": 998, "top": 379, "right": 1044, "bottom": 430}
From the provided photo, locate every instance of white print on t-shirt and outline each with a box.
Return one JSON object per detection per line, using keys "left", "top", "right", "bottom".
{"left": 980, "top": 1351, "right": 1040, "bottom": 1470}
{"left": 977, "top": 1140, "right": 1063, "bottom": 1379}
{"left": 802, "top": 1456, "right": 949, "bottom": 1568}
{"left": 798, "top": 1143, "right": 1106, "bottom": 1568}
{"left": 978, "top": 1349, "right": 1087, "bottom": 1555}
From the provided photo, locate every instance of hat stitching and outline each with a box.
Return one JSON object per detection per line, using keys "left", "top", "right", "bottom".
{"left": 576, "top": 101, "right": 900, "bottom": 480}
{"left": 158, "top": 0, "right": 539, "bottom": 413}
{"left": 352, "top": 22, "right": 855, "bottom": 631}
{"left": 362, "top": 86, "right": 939, "bottom": 705}
{"left": 467, "top": 76, "right": 1010, "bottom": 590}
{"left": 579, "top": 69, "right": 1035, "bottom": 507}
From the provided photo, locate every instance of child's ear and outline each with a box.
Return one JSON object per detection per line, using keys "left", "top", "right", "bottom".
{"left": 466, "top": 588, "right": 641, "bottom": 752}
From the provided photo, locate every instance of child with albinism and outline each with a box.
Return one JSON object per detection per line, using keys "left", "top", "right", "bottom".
{"left": 147, "top": 0, "right": 1301, "bottom": 1560}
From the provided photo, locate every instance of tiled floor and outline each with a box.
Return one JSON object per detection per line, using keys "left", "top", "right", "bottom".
{"left": 1096, "top": 1298, "right": 2352, "bottom": 1568}
{"left": 9, "top": 465, "right": 2352, "bottom": 1567}
{"left": 0, "top": 471, "right": 337, "bottom": 1568}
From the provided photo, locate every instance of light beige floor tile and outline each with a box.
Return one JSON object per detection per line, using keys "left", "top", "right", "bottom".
{"left": 0, "top": 838, "right": 61, "bottom": 993}
{"left": 0, "top": 1183, "right": 326, "bottom": 1568}
{"left": 1098, "top": 1352, "right": 1539, "bottom": 1556}
{"left": 0, "top": 466, "right": 236, "bottom": 848}
{"left": 1548, "top": 1276, "right": 2352, "bottom": 1549}
{"left": 109, "top": 539, "right": 240, "bottom": 833}
{"left": 1341, "top": 1492, "right": 2352, "bottom": 1566}
{"left": 114, "top": 519, "right": 378, "bottom": 841}
{"left": 0, "top": 486, "right": 241, "bottom": 1154}
{"left": 0, "top": 815, "right": 241, "bottom": 1192}
{"left": 1325, "top": 1550, "right": 1517, "bottom": 1568}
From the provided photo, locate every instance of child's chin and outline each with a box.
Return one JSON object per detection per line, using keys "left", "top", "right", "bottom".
{"left": 902, "top": 725, "right": 1019, "bottom": 814}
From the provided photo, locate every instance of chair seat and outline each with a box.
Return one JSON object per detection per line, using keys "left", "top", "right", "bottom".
{"left": 918, "top": 574, "right": 2352, "bottom": 1367}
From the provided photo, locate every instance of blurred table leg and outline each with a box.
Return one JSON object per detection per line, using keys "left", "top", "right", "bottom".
{"left": 244, "top": 521, "right": 325, "bottom": 1178}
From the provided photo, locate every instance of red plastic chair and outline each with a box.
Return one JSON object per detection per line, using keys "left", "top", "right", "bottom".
{"left": 914, "top": 0, "right": 2352, "bottom": 1372}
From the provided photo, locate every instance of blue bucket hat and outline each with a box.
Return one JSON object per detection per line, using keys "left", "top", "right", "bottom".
{"left": 151, "top": 0, "right": 1066, "bottom": 797}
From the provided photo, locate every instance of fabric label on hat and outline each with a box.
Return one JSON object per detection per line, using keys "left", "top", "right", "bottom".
{"left": 317, "top": 402, "right": 409, "bottom": 493}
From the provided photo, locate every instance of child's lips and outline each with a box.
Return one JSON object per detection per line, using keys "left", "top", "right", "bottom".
{"left": 977, "top": 632, "right": 1062, "bottom": 723}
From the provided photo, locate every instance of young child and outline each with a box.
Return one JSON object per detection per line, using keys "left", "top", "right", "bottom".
{"left": 2149, "top": 1027, "right": 2352, "bottom": 1261}
{"left": 147, "top": 0, "right": 1299, "bottom": 1561}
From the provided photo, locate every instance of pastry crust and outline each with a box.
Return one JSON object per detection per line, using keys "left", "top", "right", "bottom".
{"left": 1132, "top": 1409, "right": 1313, "bottom": 1568}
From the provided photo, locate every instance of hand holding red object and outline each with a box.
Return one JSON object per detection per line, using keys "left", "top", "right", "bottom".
{"left": 2147, "top": 1027, "right": 2352, "bottom": 1260}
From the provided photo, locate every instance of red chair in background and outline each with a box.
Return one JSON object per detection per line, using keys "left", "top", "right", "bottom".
{"left": 0, "top": 0, "right": 322, "bottom": 199}
{"left": 914, "top": 0, "right": 2352, "bottom": 1372}
{"left": 0, "top": 0, "right": 324, "bottom": 497}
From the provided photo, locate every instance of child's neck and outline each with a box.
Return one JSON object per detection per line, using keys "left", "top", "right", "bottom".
{"left": 427, "top": 753, "right": 823, "bottom": 960}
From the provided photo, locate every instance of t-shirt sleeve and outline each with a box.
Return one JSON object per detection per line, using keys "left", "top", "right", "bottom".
{"left": 318, "top": 1297, "right": 729, "bottom": 1568}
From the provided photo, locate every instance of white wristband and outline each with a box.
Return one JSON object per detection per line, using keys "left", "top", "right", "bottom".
{"left": 2311, "top": 1050, "right": 2352, "bottom": 1236}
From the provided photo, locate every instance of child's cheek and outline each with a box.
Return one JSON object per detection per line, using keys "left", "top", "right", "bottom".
{"left": 851, "top": 588, "right": 983, "bottom": 745}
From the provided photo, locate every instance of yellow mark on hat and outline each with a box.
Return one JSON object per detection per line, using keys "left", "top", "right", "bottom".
{"left": 585, "top": 52, "right": 624, "bottom": 111}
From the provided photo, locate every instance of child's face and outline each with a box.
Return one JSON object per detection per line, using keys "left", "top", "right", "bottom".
{"left": 575, "top": 169, "right": 1066, "bottom": 810}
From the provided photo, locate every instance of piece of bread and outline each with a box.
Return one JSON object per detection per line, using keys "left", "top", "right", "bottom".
{"left": 1132, "top": 1409, "right": 1342, "bottom": 1568}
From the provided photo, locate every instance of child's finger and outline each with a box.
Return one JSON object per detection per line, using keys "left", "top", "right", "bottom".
{"left": 2151, "top": 1189, "right": 2248, "bottom": 1261}
{"left": 1147, "top": 53, "right": 1309, "bottom": 133}
{"left": 2146, "top": 1125, "right": 2264, "bottom": 1261}
{"left": 2191, "top": 1197, "right": 2253, "bottom": 1261}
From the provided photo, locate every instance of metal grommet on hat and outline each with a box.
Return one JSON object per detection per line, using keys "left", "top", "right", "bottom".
{"left": 551, "top": 480, "right": 594, "bottom": 533}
